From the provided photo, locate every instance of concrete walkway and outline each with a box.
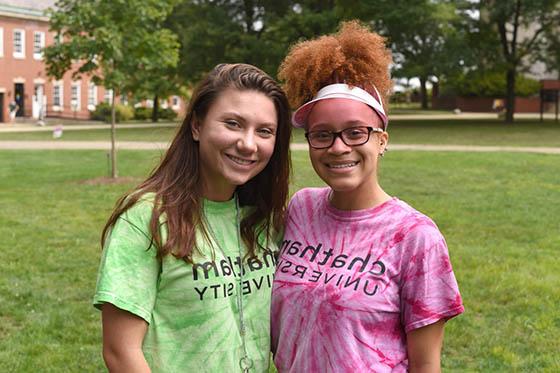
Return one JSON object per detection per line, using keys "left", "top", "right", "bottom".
{"left": 0, "top": 112, "right": 557, "bottom": 133}
{"left": 1, "top": 140, "right": 559, "bottom": 154}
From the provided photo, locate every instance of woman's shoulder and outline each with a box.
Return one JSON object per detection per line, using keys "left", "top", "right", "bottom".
{"left": 289, "top": 187, "right": 329, "bottom": 207}
{"left": 120, "top": 192, "right": 157, "bottom": 223}
{"left": 389, "top": 199, "right": 444, "bottom": 244}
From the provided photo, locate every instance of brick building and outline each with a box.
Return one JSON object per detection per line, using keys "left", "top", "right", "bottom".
{"left": 0, "top": 0, "right": 120, "bottom": 123}
{"left": 1, "top": 1, "right": 185, "bottom": 124}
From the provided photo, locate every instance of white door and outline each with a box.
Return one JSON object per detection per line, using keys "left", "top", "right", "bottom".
{"left": 32, "top": 84, "right": 46, "bottom": 119}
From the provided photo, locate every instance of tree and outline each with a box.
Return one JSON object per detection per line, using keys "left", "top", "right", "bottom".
{"left": 480, "top": 0, "right": 560, "bottom": 123}
{"left": 44, "top": 0, "right": 179, "bottom": 177}
{"left": 338, "top": 0, "right": 470, "bottom": 109}
{"left": 167, "top": 0, "right": 343, "bottom": 84}
{"left": 541, "top": 25, "right": 560, "bottom": 79}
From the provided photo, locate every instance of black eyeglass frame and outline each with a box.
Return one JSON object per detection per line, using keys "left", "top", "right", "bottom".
{"left": 305, "top": 126, "right": 385, "bottom": 149}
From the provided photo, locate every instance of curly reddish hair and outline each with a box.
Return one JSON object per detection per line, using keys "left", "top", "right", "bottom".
{"left": 278, "top": 20, "right": 393, "bottom": 110}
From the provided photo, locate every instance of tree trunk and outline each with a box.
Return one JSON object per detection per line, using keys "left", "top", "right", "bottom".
{"left": 419, "top": 76, "right": 429, "bottom": 109}
{"left": 152, "top": 94, "right": 159, "bottom": 123}
{"left": 110, "top": 89, "right": 118, "bottom": 178}
{"left": 505, "top": 68, "right": 515, "bottom": 123}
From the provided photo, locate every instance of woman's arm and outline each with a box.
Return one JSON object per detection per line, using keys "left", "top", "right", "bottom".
{"left": 102, "top": 303, "right": 151, "bottom": 373}
{"left": 407, "top": 319, "right": 445, "bottom": 373}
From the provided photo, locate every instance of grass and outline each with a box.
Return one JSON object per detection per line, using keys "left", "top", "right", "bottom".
{"left": 2, "top": 119, "right": 559, "bottom": 148}
{"left": 1, "top": 149, "right": 559, "bottom": 372}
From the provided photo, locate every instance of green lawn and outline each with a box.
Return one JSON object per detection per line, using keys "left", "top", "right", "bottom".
{"left": 2, "top": 119, "right": 559, "bottom": 147}
{"left": 1, "top": 149, "right": 559, "bottom": 371}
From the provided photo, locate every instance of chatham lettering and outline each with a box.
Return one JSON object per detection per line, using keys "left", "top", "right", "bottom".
{"left": 278, "top": 239, "right": 387, "bottom": 297}
{"left": 190, "top": 250, "right": 276, "bottom": 301}
{"left": 280, "top": 239, "right": 386, "bottom": 276}
{"left": 192, "top": 250, "right": 276, "bottom": 281}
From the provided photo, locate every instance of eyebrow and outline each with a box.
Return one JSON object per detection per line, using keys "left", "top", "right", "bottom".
{"left": 221, "top": 112, "right": 277, "bottom": 128}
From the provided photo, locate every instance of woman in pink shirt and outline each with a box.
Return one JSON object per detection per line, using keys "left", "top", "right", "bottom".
{"left": 271, "top": 21, "right": 464, "bottom": 372}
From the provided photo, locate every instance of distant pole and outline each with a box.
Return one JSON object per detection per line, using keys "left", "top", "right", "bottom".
{"left": 110, "top": 89, "right": 118, "bottom": 178}
{"left": 540, "top": 89, "right": 544, "bottom": 123}
{"left": 555, "top": 89, "right": 560, "bottom": 123}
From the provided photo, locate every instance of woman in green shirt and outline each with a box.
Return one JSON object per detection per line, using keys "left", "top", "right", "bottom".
{"left": 93, "top": 63, "right": 292, "bottom": 372}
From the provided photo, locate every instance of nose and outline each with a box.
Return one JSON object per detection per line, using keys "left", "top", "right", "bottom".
{"left": 327, "top": 135, "right": 351, "bottom": 154}
{"left": 237, "top": 130, "right": 258, "bottom": 154}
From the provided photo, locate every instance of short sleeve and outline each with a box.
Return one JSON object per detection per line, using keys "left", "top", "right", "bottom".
{"left": 400, "top": 225, "right": 464, "bottom": 333}
{"left": 93, "top": 199, "right": 160, "bottom": 323}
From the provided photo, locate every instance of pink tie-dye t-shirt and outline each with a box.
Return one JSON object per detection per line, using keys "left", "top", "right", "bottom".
{"left": 271, "top": 188, "right": 464, "bottom": 372}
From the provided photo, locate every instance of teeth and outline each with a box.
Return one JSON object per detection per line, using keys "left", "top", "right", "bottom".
{"left": 228, "top": 155, "right": 253, "bottom": 165}
{"left": 329, "top": 162, "right": 357, "bottom": 169}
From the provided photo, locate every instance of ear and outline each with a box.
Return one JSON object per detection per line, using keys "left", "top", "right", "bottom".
{"left": 379, "top": 131, "right": 389, "bottom": 153}
{"left": 191, "top": 117, "right": 201, "bottom": 141}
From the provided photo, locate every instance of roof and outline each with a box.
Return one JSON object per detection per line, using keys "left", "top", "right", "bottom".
{"left": 0, "top": 0, "right": 57, "bottom": 20}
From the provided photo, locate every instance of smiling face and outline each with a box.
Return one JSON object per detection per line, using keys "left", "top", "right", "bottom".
{"left": 192, "top": 88, "right": 278, "bottom": 201}
{"left": 307, "top": 98, "right": 388, "bottom": 209}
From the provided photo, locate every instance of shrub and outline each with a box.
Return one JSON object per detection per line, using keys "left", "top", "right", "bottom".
{"left": 90, "top": 102, "right": 134, "bottom": 123}
{"left": 445, "top": 70, "right": 541, "bottom": 98}
{"left": 133, "top": 107, "right": 152, "bottom": 120}
{"left": 159, "top": 107, "right": 177, "bottom": 121}
{"left": 132, "top": 106, "right": 177, "bottom": 121}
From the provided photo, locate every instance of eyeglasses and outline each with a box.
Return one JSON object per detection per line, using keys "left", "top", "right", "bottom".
{"left": 305, "top": 126, "right": 384, "bottom": 149}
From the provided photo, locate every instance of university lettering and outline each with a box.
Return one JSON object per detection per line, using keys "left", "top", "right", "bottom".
{"left": 277, "top": 259, "right": 380, "bottom": 297}
{"left": 194, "top": 274, "right": 273, "bottom": 301}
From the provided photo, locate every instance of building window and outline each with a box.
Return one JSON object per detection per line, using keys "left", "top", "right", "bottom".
{"left": 0, "top": 28, "right": 4, "bottom": 58}
{"left": 71, "top": 82, "right": 81, "bottom": 110}
{"left": 53, "top": 81, "right": 63, "bottom": 111}
{"left": 104, "top": 89, "right": 113, "bottom": 103}
{"left": 13, "top": 29, "right": 25, "bottom": 59}
{"left": 172, "top": 96, "right": 180, "bottom": 109}
{"left": 33, "top": 31, "right": 45, "bottom": 60}
{"left": 88, "top": 83, "right": 97, "bottom": 110}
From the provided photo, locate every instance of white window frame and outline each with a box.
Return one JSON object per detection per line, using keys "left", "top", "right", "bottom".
{"left": 0, "top": 28, "right": 4, "bottom": 58}
{"left": 52, "top": 81, "right": 64, "bottom": 111}
{"left": 13, "top": 29, "right": 25, "bottom": 59}
{"left": 33, "top": 31, "right": 45, "bottom": 60}
{"left": 104, "top": 89, "right": 113, "bottom": 103}
{"left": 71, "top": 82, "right": 81, "bottom": 111}
{"left": 87, "top": 83, "right": 97, "bottom": 110}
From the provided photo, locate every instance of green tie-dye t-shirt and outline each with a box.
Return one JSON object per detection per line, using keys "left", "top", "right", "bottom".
{"left": 93, "top": 195, "right": 277, "bottom": 372}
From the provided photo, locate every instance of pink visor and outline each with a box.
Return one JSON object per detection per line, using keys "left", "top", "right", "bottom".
{"left": 292, "top": 83, "right": 388, "bottom": 129}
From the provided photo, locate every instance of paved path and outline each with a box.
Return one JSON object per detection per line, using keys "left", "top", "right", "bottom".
{"left": 1, "top": 141, "right": 559, "bottom": 154}
{"left": 1, "top": 112, "right": 557, "bottom": 133}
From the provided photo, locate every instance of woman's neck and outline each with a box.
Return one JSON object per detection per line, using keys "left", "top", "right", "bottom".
{"left": 329, "top": 184, "right": 391, "bottom": 211}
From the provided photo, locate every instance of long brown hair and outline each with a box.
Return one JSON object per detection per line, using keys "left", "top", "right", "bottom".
{"left": 101, "top": 63, "right": 292, "bottom": 262}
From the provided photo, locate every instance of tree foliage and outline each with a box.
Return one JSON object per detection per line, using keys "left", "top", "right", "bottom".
{"left": 167, "top": 0, "right": 342, "bottom": 84}
{"left": 338, "top": 0, "right": 472, "bottom": 109}
{"left": 45, "top": 0, "right": 179, "bottom": 92}
{"left": 44, "top": 0, "right": 180, "bottom": 177}
{"left": 445, "top": 70, "right": 541, "bottom": 97}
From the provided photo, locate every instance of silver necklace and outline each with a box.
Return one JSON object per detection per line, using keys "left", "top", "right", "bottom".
{"left": 203, "top": 194, "right": 254, "bottom": 372}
